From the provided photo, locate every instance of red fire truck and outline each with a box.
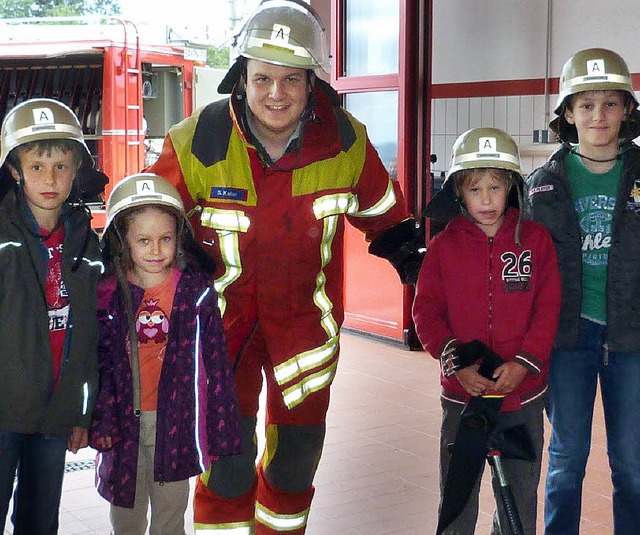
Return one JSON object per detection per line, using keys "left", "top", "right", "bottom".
{"left": 0, "top": 15, "right": 224, "bottom": 227}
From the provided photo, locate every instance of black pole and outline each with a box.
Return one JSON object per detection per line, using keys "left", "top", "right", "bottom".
{"left": 487, "top": 450, "right": 525, "bottom": 535}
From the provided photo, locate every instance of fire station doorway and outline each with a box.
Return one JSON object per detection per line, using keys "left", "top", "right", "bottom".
{"left": 327, "top": 0, "right": 431, "bottom": 346}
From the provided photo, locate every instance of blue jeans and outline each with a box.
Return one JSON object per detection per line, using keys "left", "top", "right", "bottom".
{"left": 545, "top": 318, "right": 640, "bottom": 535}
{"left": 0, "top": 430, "right": 67, "bottom": 534}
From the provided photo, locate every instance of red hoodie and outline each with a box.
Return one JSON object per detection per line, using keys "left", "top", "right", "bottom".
{"left": 412, "top": 208, "right": 561, "bottom": 411}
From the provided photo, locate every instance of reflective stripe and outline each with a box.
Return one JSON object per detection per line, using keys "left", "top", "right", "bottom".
{"left": 194, "top": 521, "right": 254, "bottom": 534}
{"left": 270, "top": 196, "right": 346, "bottom": 407}
{"left": 100, "top": 129, "right": 145, "bottom": 136}
{"left": 213, "top": 232, "right": 242, "bottom": 317}
{"left": 82, "top": 382, "right": 89, "bottom": 415}
{"left": 0, "top": 241, "right": 22, "bottom": 251}
{"left": 200, "top": 208, "right": 248, "bottom": 317}
{"left": 255, "top": 502, "right": 309, "bottom": 532}
{"left": 274, "top": 335, "right": 339, "bottom": 386}
{"left": 193, "top": 287, "right": 210, "bottom": 472}
{"left": 453, "top": 151, "right": 520, "bottom": 168}
{"left": 315, "top": 212, "right": 340, "bottom": 338}
{"left": 95, "top": 451, "right": 104, "bottom": 493}
{"left": 312, "top": 193, "right": 358, "bottom": 219}
{"left": 4, "top": 124, "right": 83, "bottom": 149}
{"left": 566, "top": 72, "right": 630, "bottom": 87}
{"left": 201, "top": 207, "right": 250, "bottom": 233}
{"left": 352, "top": 180, "right": 397, "bottom": 217}
{"left": 282, "top": 358, "right": 338, "bottom": 409}
{"left": 78, "top": 257, "right": 105, "bottom": 273}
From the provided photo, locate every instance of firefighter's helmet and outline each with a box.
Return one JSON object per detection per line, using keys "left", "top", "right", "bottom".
{"left": 550, "top": 48, "right": 640, "bottom": 142}
{"left": 232, "top": 0, "right": 330, "bottom": 72}
{"left": 0, "top": 98, "right": 91, "bottom": 168}
{"left": 447, "top": 127, "right": 524, "bottom": 182}
{"left": 104, "top": 173, "right": 187, "bottom": 233}
{"left": 424, "top": 128, "right": 523, "bottom": 222}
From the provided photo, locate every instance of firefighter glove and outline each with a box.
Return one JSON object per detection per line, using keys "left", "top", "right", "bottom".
{"left": 368, "top": 218, "right": 425, "bottom": 285}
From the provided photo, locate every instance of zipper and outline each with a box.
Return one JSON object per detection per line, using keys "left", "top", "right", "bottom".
{"left": 603, "top": 342, "right": 609, "bottom": 366}
{"left": 488, "top": 237, "right": 493, "bottom": 340}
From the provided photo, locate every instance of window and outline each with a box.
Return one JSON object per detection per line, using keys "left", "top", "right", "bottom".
{"left": 344, "top": 0, "right": 399, "bottom": 76}
{"left": 345, "top": 91, "right": 398, "bottom": 175}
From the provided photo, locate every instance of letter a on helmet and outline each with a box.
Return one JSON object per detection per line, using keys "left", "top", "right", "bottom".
{"left": 0, "top": 98, "right": 92, "bottom": 169}
{"left": 104, "top": 173, "right": 189, "bottom": 233}
{"left": 549, "top": 48, "right": 640, "bottom": 142}
{"left": 232, "top": 0, "right": 330, "bottom": 72}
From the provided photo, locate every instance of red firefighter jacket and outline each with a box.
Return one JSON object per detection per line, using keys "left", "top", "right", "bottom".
{"left": 412, "top": 209, "right": 561, "bottom": 410}
{"left": 149, "top": 85, "right": 409, "bottom": 409}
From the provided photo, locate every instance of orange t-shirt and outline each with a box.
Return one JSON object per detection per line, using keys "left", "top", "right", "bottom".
{"left": 135, "top": 269, "right": 180, "bottom": 411}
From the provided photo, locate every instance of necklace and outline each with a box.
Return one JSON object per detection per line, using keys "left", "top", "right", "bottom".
{"left": 569, "top": 146, "right": 619, "bottom": 163}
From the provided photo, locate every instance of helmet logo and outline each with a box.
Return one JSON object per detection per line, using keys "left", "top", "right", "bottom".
{"left": 478, "top": 137, "right": 498, "bottom": 153}
{"left": 271, "top": 24, "right": 291, "bottom": 45}
{"left": 586, "top": 59, "right": 605, "bottom": 76}
{"left": 32, "top": 107, "right": 55, "bottom": 125}
{"left": 136, "top": 180, "right": 156, "bottom": 195}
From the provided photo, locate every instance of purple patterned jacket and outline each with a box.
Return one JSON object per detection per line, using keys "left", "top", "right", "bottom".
{"left": 89, "top": 267, "right": 242, "bottom": 508}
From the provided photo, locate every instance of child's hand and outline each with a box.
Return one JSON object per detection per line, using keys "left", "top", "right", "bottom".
{"left": 490, "top": 362, "right": 528, "bottom": 394}
{"left": 67, "top": 427, "right": 88, "bottom": 454}
{"left": 94, "top": 436, "right": 113, "bottom": 450}
{"left": 455, "top": 365, "right": 495, "bottom": 396}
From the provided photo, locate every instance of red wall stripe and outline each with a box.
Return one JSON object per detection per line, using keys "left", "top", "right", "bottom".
{"left": 431, "top": 77, "right": 559, "bottom": 98}
{"left": 432, "top": 73, "right": 640, "bottom": 99}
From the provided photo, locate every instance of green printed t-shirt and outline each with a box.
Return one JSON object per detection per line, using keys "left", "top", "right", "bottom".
{"left": 565, "top": 151, "right": 621, "bottom": 324}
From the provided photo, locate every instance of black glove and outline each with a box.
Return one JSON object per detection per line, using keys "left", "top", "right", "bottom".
{"left": 368, "top": 219, "right": 425, "bottom": 285}
{"left": 74, "top": 165, "right": 109, "bottom": 202}
{"left": 441, "top": 340, "right": 504, "bottom": 379}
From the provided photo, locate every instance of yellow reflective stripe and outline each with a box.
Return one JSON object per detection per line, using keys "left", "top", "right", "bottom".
{"left": 274, "top": 335, "right": 339, "bottom": 385}
{"left": 201, "top": 207, "right": 250, "bottom": 232}
{"left": 199, "top": 207, "right": 248, "bottom": 318}
{"left": 212, "top": 231, "right": 242, "bottom": 317}
{"left": 255, "top": 502, "right": 309, "bottom": 532}
{"left": 272, "top": 197, "right": 342, "bottom": 405}
{"left": 312, "top": 193, "right": 358, "bottom": 219}
{"left": 313, "top": 270, "right": 339, "bottom": 338}
{"left": 314, "top": 214, "right": 340, "bottom": 338}
{"left": 353, "top": 180, "right": 397, "bottom": 217}
{"left": 194, "top": 521, "right": 254, "bottom": 534}
{"left": 283, "top": 359, "right": 338, "bottom": 409}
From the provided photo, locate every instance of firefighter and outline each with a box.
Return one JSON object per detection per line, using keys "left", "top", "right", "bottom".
{"left": 148, "top": 0, "right": 423, "bottom": 532}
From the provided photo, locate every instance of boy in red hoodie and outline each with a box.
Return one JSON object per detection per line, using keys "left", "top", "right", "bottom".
{"left": 413, "top": 127, "right": 561, "bottom": 534}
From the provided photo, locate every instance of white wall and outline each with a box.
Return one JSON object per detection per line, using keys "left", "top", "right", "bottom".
{"left": 431, "top": 0, "right": 640, "bottom": 175}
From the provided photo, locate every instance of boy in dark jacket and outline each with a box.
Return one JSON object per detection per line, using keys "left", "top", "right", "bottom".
{"left": 0, "top": 98, "right": 103, "bottom": 534}
{"left": 525, "top": 47, "right": 640, "bottom": 535}
{"left": 413, "top": 127, "right": 561, "bottom": 534}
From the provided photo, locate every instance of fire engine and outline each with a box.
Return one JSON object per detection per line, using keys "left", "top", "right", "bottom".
{"left": 0, "top": 16, "right": 225, "bottom": 227}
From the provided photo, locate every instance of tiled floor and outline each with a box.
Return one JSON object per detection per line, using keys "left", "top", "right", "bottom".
{"left": 4, "top": 330, "right": 614, "bottom": 534}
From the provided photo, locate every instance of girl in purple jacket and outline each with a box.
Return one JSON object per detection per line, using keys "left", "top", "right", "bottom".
{"left": 90, "top": 173, "right": 242, "bottom": 534}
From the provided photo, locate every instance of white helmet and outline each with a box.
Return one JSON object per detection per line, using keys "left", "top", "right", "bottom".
{"left": 550, "top": 48, "right": 640, "bottom": 142}
{"left": 104, "top": 173, "right": 187, "bottom": 232}
{"left": 233, "top": 0, "right": 330, "bottom": 72}
{"left": 0, "top": 98, "right": 91, "bottom": 168}
{"left": 425, "top": 128, "right": 524, "bottom": 222}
